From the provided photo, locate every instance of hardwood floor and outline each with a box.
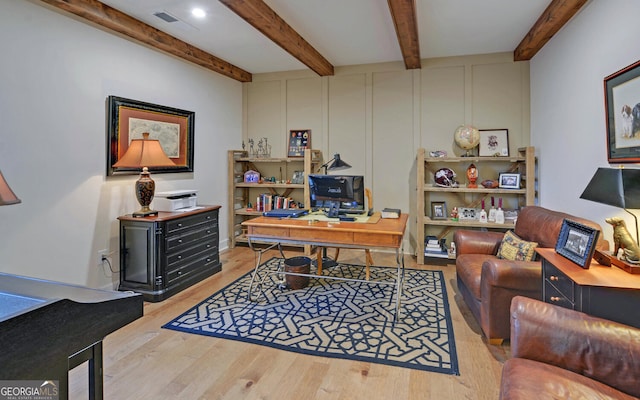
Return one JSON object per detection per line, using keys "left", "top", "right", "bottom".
{"left": 70, "top": 247, "right": 509, "bottom": 399}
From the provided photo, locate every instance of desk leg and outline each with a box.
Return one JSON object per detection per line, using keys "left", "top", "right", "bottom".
{"left": 316, "top": 247, "right": 323, "bottom": 275}
{"left": 88, "top": 342, "right": 103, "bottom": 400}
{"left": 393, "top": 246, "right": 405, "bottom": 324}
{"left": 247, "top": 239, "right": 285, "bottom": 302}
{"left": 365, "top": 249, "right": 373, "bottom": 281}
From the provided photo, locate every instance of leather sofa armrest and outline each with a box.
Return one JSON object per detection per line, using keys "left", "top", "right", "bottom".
{"left": 481, "top": 259, "right": 541, "bottom": 291}
{"left": 510, "top": 296, "right": 640, "bottom": 398}
{"left": 453, "top": 230, "right": 504, "bottom": 255}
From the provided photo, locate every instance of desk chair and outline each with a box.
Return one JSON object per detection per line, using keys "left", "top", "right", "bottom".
{"left": 332, "top": 188, "right": 374, "bottom": 280}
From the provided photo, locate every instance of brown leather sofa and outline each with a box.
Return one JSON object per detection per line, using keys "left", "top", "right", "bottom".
{"left": 500, "top": 296, "right": 640, "bottom": 399}
{"left": 453, "top": 206, "right": 607, "bottom": 343}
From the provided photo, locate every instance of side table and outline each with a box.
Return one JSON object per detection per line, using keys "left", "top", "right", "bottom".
{"left": 538, "top": 248, "right": 640, "bottom": 329}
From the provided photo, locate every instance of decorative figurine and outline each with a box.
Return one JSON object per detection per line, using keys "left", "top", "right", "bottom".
{"left": 479, "top": 199, "right": 488, "bottom": 223}
{"left": 495, "top": 198, "right": 505, "bottom": 224}
{"left": 450, "top": 206, "right": 459, "bottom": 221}
{"left": 466, "top": 164, "right": 478, "bottom": 188}
{"left": 488, "top": 197, "right": 497, "bottom": 222}
{"left": 606, "top": 217, "right": 640, "bottom": 263}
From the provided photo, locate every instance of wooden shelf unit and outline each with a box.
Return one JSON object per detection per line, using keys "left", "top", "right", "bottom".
{"left": 416, "top": 146, "right": 537, "bottom": 264}
{"left": 227, "top": 148, "right": 323, "bottom": 248}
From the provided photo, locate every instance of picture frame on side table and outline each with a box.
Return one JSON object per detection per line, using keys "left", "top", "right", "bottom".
{"left": 431, "top": 201, "right": 447, "bottom": 220}
{"left": 555, "top": 219, "right": 600, "bottom": 269}
{"left": 107, "top": 96, "right": 195, "bottom": 176}
{"left": 479, "top": 129, "right": 509, "bottom": 157}
{"left": 498, "top": 173, "right": 520, "bottom": 189}
{"left": 604, "top": 59, "right": 640, "bottom": 163}
{"left": 288, "top": 130, "right": 311, "bottom": 157}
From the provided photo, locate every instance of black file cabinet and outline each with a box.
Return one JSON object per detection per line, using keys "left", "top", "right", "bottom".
{"left": 118, "top": 205, "right": 222, "bottom": 302}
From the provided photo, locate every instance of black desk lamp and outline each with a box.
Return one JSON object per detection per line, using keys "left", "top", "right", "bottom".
{"left": 580, "top": 167, "right": 640, "bottom": 245}
{"left": 316, "top": 153, "right": 352, "bottom": 268}
{"left": 320, "top": 153, "right": 351, "bottom": 174}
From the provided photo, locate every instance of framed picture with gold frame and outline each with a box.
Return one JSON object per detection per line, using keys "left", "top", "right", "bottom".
{"left": 107, "top": 96, "right": 194, "bottom": 176}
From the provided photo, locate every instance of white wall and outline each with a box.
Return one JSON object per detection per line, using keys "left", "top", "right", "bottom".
{"left": 531, "top": 0, "right": 640, "bottom": 242}
{"left": 0, "top": 1, "right": 242, "bottom": 289}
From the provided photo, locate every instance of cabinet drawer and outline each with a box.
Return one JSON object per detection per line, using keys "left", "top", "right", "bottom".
{"left": 544, "top": 280, "right": 574, "bottom": 310}
{"left": 167, "top": 251, "right": 219, "bottom": 284}
{"left": 166, "top": 224, "right": 218, "bottom": 252}
{"left": 165, "top": 211, "right": 218, "bottom": 234}
{"left": 166, "top": 241, "right": 218, "bottom": 268}
{"left": 544, "top": 262, "right": 574, "bottom": 302}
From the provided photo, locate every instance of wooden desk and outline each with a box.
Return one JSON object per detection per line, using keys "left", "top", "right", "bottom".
{"left": 242, "top": 213, "right": 408, "bottom": 321}
{"left": 538, "top": 248, "right": 640, "bottom": 328}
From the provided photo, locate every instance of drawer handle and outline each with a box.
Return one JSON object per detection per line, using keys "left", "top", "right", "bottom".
{"left": 207, "top": 230, "right": 211, "bottom": 234}
{"left": 207, "top": 244, "right": 211, "bottom": 248}
{"left": 178, "top": 255, "right": 182, "bottom": 259}
{"left": 206, "top": 216, "right": 211, "bottom": 220}
{"left": 177, "top": 223, "right": 183, "bottom": 228}
{"left": 550, "top": 276, "right": 559, "bottom": 281}
{"left": 550, "top": 296, "right": 561, "bottom": 302}
{"left": 206, "top": 258, "right": 211, "bottom": 262}
{"left": 178, "top": 239, "right": 183, "bottom": 243}
{"left": 178, "top": 271, "right": 182, "bottom": 275}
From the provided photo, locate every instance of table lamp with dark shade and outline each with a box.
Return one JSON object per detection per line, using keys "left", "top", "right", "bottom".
{"left": 112, "top": 132, "right": 175, "bottom": 217}
{"left": 320, "top": 153, "right": 351, "bottom": 174}
{"left": 580, "top": 167, "right": 640, "bottom": 245}
{"left": 0, "top": 170, "right": 21, "bottom": 206}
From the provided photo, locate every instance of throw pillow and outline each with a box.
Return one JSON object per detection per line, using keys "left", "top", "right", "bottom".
{"left": 497, "top": 230, "right": 538, "bottom": 261}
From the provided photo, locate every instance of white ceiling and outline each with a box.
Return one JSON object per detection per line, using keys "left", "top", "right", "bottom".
{"left": 98, "top": 0, "right": 553, "bottom": 74}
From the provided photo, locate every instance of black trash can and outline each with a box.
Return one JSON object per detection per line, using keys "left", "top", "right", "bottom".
{"left": 284, "top": 256, "right": 311, "bottom": 289}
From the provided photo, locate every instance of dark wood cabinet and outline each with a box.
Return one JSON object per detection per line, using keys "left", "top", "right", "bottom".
{"left": 118, "top": 205, "right": 222, "bottom": 302}
{"left": 538, "top": 248, "right": 640, "bottom": 329}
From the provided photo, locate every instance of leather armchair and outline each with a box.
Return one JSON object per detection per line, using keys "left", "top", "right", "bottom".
{"left": 453, "top": 206, "right": 607, "bottom": 343}
{"left": 500, "top": 296, "right": 640, "bottom": 399}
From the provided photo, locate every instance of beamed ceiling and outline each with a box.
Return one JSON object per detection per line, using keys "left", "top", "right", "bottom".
{"left": 37, "top": 0, "right": 589, "bottom": 82}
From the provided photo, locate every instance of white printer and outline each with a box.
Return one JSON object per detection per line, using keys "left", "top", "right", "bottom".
{"left": 153, "top": 190, "right": 198, "bottom": 212}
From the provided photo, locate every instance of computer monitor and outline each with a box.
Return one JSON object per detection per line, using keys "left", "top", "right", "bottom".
{"left": 308, "top": 174, "right": 365, "bottom": 213}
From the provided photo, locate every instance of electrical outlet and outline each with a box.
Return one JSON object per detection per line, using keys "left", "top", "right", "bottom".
{"left": 98, "top": 249, "right": 109, "bottom": 265}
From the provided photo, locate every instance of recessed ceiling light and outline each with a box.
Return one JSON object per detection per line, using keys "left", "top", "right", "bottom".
{"left": 192, "top": 8, "right": 206, "bottom": 18}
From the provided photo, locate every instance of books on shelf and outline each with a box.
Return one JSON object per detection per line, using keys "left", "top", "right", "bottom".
{"left": 424, "top": 235, "right": 450, "bottom": 258}
{"left": 381, "top": 208, "right": 401, "bottom": 218}
{"left": 255, "top": 193, "right": 296, "bottom": 212}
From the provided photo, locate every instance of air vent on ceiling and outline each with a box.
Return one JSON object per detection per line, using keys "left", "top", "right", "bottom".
{"left": 153, "top": 11, "right": 179, "bottom": 23}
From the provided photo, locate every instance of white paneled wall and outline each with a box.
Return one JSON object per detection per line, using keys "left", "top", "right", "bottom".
{"left": 245, "top": 55, "right": 530, "bottom": 256}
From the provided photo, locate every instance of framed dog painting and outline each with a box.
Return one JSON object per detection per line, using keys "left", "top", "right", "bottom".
{"left": 605, "top": 59, "right": 640, "bottom": 163}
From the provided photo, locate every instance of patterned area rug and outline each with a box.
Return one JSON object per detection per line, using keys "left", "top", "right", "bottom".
{"left": 162, "top": 258, "right": 459, "bottom": 375}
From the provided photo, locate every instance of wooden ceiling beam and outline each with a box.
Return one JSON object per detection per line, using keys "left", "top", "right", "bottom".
{"left": 219, "top": 0, "right": 334, "bottom": 76}
{"left": 514, "top": 0, "right": 588, "bottom": 61}
{"left": 387, "top": 0, "right": 421, "bottom": 69}
{"left": 38, "top": 0, "right": 252, "bottom": 82}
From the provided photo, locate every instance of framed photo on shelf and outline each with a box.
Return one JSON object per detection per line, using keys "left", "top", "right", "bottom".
{"left": 107, "top": 96, "right": 195, "bottom": 176}
{"left": 291, "top": 170, "right": 304, "bottom": 184}
{"left": 288, "top": 129, "right": 311, "bottom": 157}
{"left": 498, "top": 173, "right": 520, "bottom": 189}
{"left": 604, "top": 59, "right": 640, "bottom": 163}
{"left": 431, "top": 201, "right": 447, "bottom": 220}
{"left": 555, "top": 219, "right": 600, "bottom": 269}
{"left": 479, "top": 129, "right": 509, "bottom": 157}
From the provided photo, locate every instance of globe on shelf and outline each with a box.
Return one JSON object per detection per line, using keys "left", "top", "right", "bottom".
{"left": 454, "top": 125, "right": 480, "bottom": 156}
